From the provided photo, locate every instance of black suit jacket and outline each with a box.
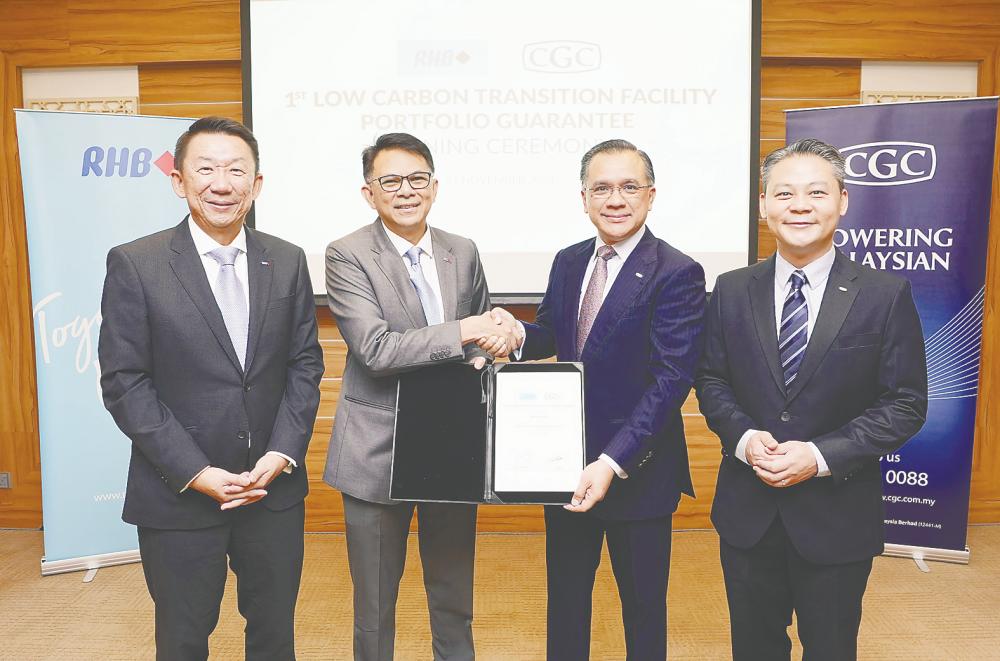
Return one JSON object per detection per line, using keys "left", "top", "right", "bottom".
{"left": 98, "top": 219, "right": 324, "bottom": 530}
{"left": 519, "top": 229, "right": 706, "bottom": 520}
{"left": 696, "top": 251, "right": 927, "bottom": 564}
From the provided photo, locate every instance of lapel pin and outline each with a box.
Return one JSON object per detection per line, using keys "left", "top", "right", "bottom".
{"left": 636, "top": 272, "right": 644, "bottom": 278}
{"left": 838, "top": 285, "right": 847, "bottom": 292}
{"left": 261, "top": 261, "right": 271, "bottom": 266}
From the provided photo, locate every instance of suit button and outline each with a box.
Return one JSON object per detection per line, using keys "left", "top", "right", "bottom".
{"left": 244, "top": 384, "right": 251, "bottom": 392}
{"left": 237, "top": 431, "right": 248, "bottom": 440}
{"left": 780, "top": 411, "right": 791, "bottom": 422}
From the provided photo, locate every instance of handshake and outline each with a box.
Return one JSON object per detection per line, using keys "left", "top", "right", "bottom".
{"left": 459, "top": 307, "right": 523, "bottom": 362}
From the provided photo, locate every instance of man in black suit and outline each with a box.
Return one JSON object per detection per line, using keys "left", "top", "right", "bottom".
{"left": 98, "top": 117, "right": 324, "bottom": 660}
{"left": 695, "top": 138, "right": 927, "bottom": 660}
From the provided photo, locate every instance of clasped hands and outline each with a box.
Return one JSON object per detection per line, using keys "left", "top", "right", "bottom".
{"left": 190, "top": 453, "right": 289, "bottom": 510}
{"left": 460, "top": 307, "right": 523, "bottom": 369}
{"left": 745, "top": 431, "right": 818, "bottom": 488}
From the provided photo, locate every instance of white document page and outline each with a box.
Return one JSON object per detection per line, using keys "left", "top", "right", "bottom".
{"left": 493, "top": 370, "right": 583, "bottom": 492}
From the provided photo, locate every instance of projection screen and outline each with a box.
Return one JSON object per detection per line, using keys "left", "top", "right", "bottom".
{"left": 243, "top": 0, "right": 760, "bottom": 297}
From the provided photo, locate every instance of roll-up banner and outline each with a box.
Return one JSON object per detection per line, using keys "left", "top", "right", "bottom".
{"left": 15, "top": 110, "right": 193, "bottom": 575}
{"left": 786, "top": 97, "right": 999, "bottom": 564}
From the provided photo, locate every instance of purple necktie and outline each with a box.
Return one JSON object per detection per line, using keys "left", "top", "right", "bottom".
{"left": 576, "top": 244, "right": 617, "bottom": 359}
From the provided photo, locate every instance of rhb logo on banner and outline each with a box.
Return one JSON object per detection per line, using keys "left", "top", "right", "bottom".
{"left": 81, "top": 146, "right": 174, "bottom": 177}
{"left": 839, "top": 142, "right": 937, "bottom": 186}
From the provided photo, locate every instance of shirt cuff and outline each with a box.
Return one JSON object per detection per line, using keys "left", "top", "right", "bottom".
{"left": 599, "top": 453, "right": 628, "bottom": 479}
{"left": 808, "top": 442, "right": 830, "bottom": 477}
{"left": 267, "top": 451, "right": 296, "bottom": 474}
{"left": 512, "top": 321, "right": 526, "bottom": 360}
{"left": 181, "top": 465, "right": 211, "bottom": 493}
{"left": 735, "top": 429, "right": 758, "bottom": 465}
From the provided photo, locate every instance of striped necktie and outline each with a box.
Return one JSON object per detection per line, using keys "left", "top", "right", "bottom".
{"left": 779, "top": 269, "right": 809, "bottom": 387}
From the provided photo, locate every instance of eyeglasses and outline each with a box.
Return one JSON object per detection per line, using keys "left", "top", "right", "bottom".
{"left": 367, "top": 171, "right": 433, "bottom": 192}
{"left": 586, "top": 183, "right": 652, "bottom": 199}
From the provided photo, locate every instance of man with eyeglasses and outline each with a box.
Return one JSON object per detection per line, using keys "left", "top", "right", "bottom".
{"left": 492, "top": 139, "right": 706, "bottom": 659}
{"left": 323, "top": 132, "right": 520, "bottom": 661}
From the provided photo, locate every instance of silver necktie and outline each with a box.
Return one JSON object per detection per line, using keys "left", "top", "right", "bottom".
{"left": 405, "top": 246, "right": 442, "bottom": 326}
{"left": 207, "top": 246, "right": 249, "bottom": 368}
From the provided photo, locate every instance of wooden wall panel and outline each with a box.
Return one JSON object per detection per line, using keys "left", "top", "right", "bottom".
{"left": 138, "top": 62, "right": 242, "bottom": 104}
{"left": 138, "top": 61, "right": 242, "bottom": 121}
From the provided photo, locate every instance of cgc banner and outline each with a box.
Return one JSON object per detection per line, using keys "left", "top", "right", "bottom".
{"left": 16, "top": 110, "right": 192, "bottom": 572}
{"left": 786, "top": 98, "right": 998, "bottom": 558}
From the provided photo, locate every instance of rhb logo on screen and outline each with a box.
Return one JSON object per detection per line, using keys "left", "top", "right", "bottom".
{"left": 81, "top": 147, "right": 174, "bottom": 177}
{"left": 839, "top": 142, "right": 937, "bottom": 186}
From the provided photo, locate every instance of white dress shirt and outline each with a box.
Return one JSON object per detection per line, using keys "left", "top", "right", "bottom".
{"left": 380, "top": 221, "right": 446, "bottom": 321}
{"left": 516, "top": 227, "right": 649, "bottom": 480}
{"left": 734, "top": 247, "right": 836, "bottom": 477}
{"left": 184, "top": 218, "right": 294, "bottom": 492}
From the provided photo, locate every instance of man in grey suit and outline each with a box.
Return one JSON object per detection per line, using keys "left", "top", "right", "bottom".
{"left": 324, "top": 133, "right": 520, "bottom": 661}
{"left": 99, "top": 117, "right": 324, "bottom": 660}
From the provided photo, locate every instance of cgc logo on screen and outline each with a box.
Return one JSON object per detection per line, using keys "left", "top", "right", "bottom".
{"left": 81, "top": 146, "right": 174, "bottom": 177}
{"left": 523, "top": 41, "right": 601, "bottom": 74}
{"left": 840, "top": 142, "right": 936, "bottom": 186}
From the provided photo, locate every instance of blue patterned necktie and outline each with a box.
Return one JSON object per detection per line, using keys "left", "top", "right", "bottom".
{"left": 405, "top": 246, "right": 442, "bottom": 326}
{"left": 779, "top": 269, "right": 809, "bottom": 387}
{"left": 207, "top": 246, "right": 249, "bottom": 368}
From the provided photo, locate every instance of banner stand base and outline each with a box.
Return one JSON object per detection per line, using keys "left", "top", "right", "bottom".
{"left": 41, "top": 549, "right": 141, "bottom": 577}
{"left": 883, "top": 543, "right": 970, "bottom": 570}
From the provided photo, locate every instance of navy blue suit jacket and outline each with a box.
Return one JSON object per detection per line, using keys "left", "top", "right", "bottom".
{"left": 519, "top": 228, "right": 706, "bottom": 520}
{"left": 696, "top": 252, "right": 927, "bottom": 564}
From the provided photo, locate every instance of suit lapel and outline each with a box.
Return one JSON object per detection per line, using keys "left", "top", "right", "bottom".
{"left": 580, "top": 230, "right": 656, "bottom": 357}
{"left": 243, "top": 228, "right": 273, "bottom": 373}
{"left": 562, "top": 239, "right": 594, "bottom": 348}
{"left": 370, "top": 219, "right": 427, "bottom": 327}
{"left": 430, "top": 228, "right": 458, "bottom": 322}
{"left": 168, "top": 219, "right": 244, "bottom": 374}
{"left": 785, "top": 251, "right": 860, "bottom": 403}
{"left": 748, "top": 256, "right": 785, "bottom": 394}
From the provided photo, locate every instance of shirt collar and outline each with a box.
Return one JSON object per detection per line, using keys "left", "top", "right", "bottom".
{"left": 381, "top": 220, "right": 434, "bottom": 259}
{"left": 593, "top": 225, "right": 646, "bottom": 262}
{"left": 774, "top": 246, "right": 836, "bottom": 289}
{"left": 188, "top": 216, "right": 247, "bottom": 256}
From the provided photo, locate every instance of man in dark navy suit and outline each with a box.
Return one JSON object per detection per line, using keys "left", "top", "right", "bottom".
{"left": 493, "top": 139, "right": 706, "bottom": 660}
{"left": 696, "top": 138, "right": 927, "bottom": 660}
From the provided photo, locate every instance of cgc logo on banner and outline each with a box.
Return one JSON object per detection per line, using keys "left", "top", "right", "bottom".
{"left": 81, "top": 146, "right": 174, "bottom": 178}
{"left": 522, "top": 41, "right": 601, "bottom": 73}
{"left": 840, "top": 141, "right": 937, "bottom": 186}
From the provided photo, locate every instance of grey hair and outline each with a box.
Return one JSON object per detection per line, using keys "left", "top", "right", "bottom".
{"left": 761, "top": 138, "right": 846, "bottom": 192}
{"left": 579, "top": 139, "right": 655, "bottom": 186}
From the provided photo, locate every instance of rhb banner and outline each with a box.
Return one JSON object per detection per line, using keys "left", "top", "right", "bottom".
{"left": 786, "top": 97, "right": 998, "bottom": 557}
{"left": 16, "top": 110, "right": 192, "bottom": 572}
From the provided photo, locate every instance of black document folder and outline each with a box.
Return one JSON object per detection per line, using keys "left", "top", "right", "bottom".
{"left": 390, "top": 362, "right": 585, "bottom": 505}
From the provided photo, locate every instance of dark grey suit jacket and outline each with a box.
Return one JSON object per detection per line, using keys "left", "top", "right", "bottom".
{"left": 323, "top": 220, "right": 490, "bottom": 504}
{"left": 696, "top": 251, "right": 928, "bottom": 564}
{"left": 99, "top": 218, "right": 324, "bottom": 530}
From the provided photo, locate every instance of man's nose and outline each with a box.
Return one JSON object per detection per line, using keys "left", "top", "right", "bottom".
{"left": 606, "top": 188, "right": 627, "bottom": 205}
{"left": 210, "top": 172, "right": 233, "bottom": 192}
{"left": 789, "top": 194, "right": 812, "bottom": 211}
